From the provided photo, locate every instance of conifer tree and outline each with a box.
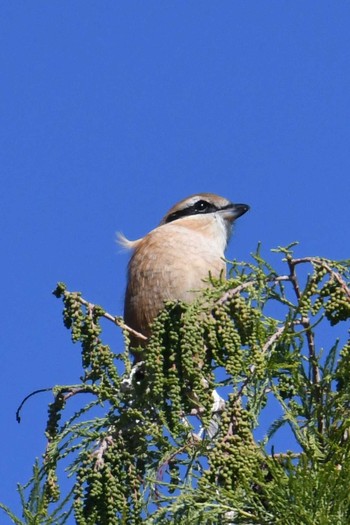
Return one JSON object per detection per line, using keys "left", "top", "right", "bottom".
{"left": 1, "top": 244, "right": 350, "bottom": 524}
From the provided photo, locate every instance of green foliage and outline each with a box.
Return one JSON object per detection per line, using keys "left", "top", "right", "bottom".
{"left": 2, "top": 246, "right": 350, "bottom": 524}
{"left": 0, "top": 461, "right": 73, "bottom": 525}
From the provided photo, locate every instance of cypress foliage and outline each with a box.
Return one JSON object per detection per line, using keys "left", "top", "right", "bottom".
{"left": 2, "top": 245, "right": 350, "bottom": 524}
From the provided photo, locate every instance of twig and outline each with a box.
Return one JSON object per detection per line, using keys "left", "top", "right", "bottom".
{"left": 217, "top": 275, "right": 292, "bottom": 307}
{"left": 64, "top": 291, "right": 147, "bottom": 341}
{"left": 117, "top": 319, "right": 148, "bottom": 341}
{"left": 92, "top": 435, "right": 114, "bottom": 470}
{"left": 271, "top": 452, "right": 300, "bottom": 460}
{"left": 217, "top": 281, "right": 256, "bottom": 305}
{"left": 60, "top": 385, "right": 97, "bottom": 401}
{"left": 16, "top": 387, "right": 53, "bottom": 423}
{"left": 292, "top": 257, "right": 350, "bottom": 299}
{"left": 287, "top": 257, "right": 322, "bottom": 433}
{"left": 154, "top": 435, "right": 200, "bottom": 499}
{"left": 262, "top": 325, "right": 286, "bottom": 354}
{"left": 273, "top": 275, "right": 292, "bottom": 282}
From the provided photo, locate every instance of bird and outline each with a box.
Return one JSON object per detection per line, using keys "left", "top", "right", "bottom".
{"left": 119, "top": 193, "right": 249, "bottom": 358}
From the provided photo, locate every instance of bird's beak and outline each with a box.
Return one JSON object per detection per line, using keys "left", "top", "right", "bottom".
{"left": 220, "top": 203, "right": 250, "bottom": 222}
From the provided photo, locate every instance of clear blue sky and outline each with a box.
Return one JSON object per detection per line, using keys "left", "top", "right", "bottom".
{"left": 1, "top": 1, "right": 349, "bottom": 520}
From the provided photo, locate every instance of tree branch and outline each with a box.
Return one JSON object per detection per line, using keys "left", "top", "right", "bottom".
{"left": 64, "top": 291, "right": 148, "bottom": 342}
{"left": 287, "top": 256, "right": 322, "bottom": 433}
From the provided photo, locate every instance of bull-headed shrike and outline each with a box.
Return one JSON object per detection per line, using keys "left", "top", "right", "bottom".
{"left": 119, "top": 193, "right": 249, "bottom": 357}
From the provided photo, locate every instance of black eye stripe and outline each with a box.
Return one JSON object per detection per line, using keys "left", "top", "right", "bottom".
{"left": 164, "top": 200, "right": 219, "bottom": 224}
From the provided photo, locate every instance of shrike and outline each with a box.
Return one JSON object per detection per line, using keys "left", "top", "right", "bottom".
{"left": 119, "top": 193, "right": 249, "bottom": 356}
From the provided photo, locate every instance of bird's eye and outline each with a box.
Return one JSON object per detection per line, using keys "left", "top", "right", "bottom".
{"left": 194, "top": 200, "right": 210, "bottom": 212}
{"left": 164, "top": 198, "right": 217, "bottom": 224}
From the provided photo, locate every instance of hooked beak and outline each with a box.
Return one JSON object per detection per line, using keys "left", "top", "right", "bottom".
{"left": 219, "top": 203, "right": 250, "bottom": 222}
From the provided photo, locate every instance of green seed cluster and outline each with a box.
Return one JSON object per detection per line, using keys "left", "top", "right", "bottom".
{"left": 179, "top": 306, "right": 214, "bottom": 427}
{"left": 208, "top": 306, "right": 244, "bottom": 377}
{"left": 297, "top": 275, "right": 318, "bottom": 318}
{"left": 225, "top": 295, "right": 267, "bottom": 380}
{"left": 54, "top": 284, "right": 121, "bottom": 389}
{"left": 46, "top": 391, "right": 66, "bottom": 440}
{"left": 144, "top": 301, "right": 215, "bottom": 431}
{"left": 321, "top": 281, "right": 350, "bottom": 326}
{"left": 44, "top": 469, "right": 60, "bottom": 504}
{"left": 336, "top": 338, "right": 350, "bottom": 393}
{"left": 73, "top": 431, "right": 145, "bottom": 525}
{"left": 277, "top": 373, "right": 298, "bottom": 400}
{"left": 296, "top": 262, "right": 350, "bottom": 326}
{"left": 226, "top": 296, "right": 258, "bottom": 345}
{"left": 203, "top": 396, "right": 260, "bottom": 491}
{"left": 145, "top": 304, "right": 182, "bottom": 411}
{"left": 41, "top": 393, "right": 67, "bottom": 509}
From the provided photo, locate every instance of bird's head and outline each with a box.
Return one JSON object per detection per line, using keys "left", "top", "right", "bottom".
{"left": 118, "top": 193, "right": 249, "bottom": 252}
{"left": 160, "top": 192, "right": 249, "bottom": 247}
